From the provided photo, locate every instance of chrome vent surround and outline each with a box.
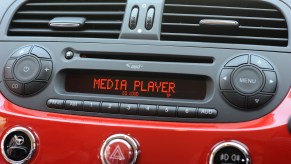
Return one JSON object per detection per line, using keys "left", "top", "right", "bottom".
{"left": 8, "top": 0, "right": 126, "bottom": 39}
{"left": 161, "top": 0, "right": 288, "bottom": 47}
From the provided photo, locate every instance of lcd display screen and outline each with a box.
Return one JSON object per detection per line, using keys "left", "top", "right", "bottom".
{"left": 65, "top": 70, "right": 207, "bottom": 100}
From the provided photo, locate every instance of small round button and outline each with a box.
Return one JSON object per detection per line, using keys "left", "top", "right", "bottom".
{"left": 209, "top": 141, "right": 251, "bottom": 164}
{"left": 100, "top": 134, "right": 139, "bottom": 164}
{"left": 232, "top": 66, "right": 264, "bottom": 94}
{"left": 1, "top": 127, "right": 36, "bottom": 164}
{"left": 13, "top": 56, "right": 40, "bottom": 82}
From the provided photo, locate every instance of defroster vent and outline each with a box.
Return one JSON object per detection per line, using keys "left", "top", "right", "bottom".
{"left": 8, "top": 0, "right": 127, "bottom": 39}
{"left": 161, "top": 0, "right": 288, "bottom": 47}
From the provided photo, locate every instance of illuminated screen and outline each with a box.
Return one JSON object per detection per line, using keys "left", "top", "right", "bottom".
{"left": 65, "top": 71, "right": 207, "bottom": 100}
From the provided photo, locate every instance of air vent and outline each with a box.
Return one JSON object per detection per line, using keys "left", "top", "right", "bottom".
{"left": 161, "top": 0, "right": 288, "bottom": 47}
{"left": 8, "top": 0, "right": 126, "bottom": 39}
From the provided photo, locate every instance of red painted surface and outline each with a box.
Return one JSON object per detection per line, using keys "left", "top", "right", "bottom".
{"left": 0, "top": 90, "right": 291, "bottom": 164}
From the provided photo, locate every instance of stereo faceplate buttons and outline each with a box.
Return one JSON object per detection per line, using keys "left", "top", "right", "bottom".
{"left": 220, "top": 54, "right": 276, "bottom": 109}
{"left": 3, "top": 45, "right": 53, "bottom": 96}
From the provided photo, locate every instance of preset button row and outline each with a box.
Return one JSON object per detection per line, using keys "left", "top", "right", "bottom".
{"left": 47, "top": 99, "right": 218, "bottom": 119}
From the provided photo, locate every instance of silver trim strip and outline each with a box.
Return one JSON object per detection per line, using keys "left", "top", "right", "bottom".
{"left": 200, "top": 19, "right": 239, "bottom": 27}
{"left": 1, "top": 127, "right": 37, "bottom": 164}
{"left": 209, "top": 141, "right": 251, "bottom": 164}
{"left": 100, "top": 134, "right": 139, "bottom": 164}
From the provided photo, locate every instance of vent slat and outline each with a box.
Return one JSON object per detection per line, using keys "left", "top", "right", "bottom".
{"left": 18, "top": 11, "right": 124, "bottom": 16}
{"left": 13, "top": 19, "right": 123, "bottom": 25}
{"left": 165, "top": 4, "right": 278, "bottom": 12}
{"left": 162, "top": 23, "right": 288, "bottom": 31}
{"left": 8, "top": 0, "right": 126, "bottom": 39}
{"left": 13, "top": 19, "right": 49, "bottom": 23}
{"left": 239, "top": 26, "right": 288, "bottom": 31}
{"left": 161, "top": 0, "right": 288, "bottom": 47}
{"left": 26, "top": 2, "right": 126, "bottom": 6}
{"left": 161, "top": 33, "right": 288, "bottom": 42}
{"left": 9, "top": 28, "right": 120, "bottom": 34}
{"left": 163, "top": 13, "right": 285, "bottom": 22}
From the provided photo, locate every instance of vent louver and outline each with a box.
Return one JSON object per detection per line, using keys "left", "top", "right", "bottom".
{"left": 161, "top": 0, "right": 288, "bottom": 47}
{"left": 8, "top": 0, "right": 126, "bottom": 39}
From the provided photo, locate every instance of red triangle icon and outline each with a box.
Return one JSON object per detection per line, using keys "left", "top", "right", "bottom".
{"left": 109, "top": 145, "right": 125, "bottom": 160}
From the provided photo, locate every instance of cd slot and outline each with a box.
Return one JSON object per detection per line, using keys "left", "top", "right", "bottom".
{"left": 80, "top": 53, "right": 213, "bottom": 64}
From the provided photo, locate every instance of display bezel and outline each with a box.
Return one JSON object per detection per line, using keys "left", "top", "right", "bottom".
{"left": 65, "top": 70, "right": 208, "bottom": 100}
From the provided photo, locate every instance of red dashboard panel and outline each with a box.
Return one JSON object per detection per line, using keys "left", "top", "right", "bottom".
{"left": 0, "top": 90, "right": 291, "bottom": 164}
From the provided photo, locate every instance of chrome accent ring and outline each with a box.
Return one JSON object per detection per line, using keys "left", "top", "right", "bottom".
{"left": 1, "top": 127, "right": 37, "bottom": 164}
{"left": 100, "top": 134, "right": 139, "bottom": 164}
{"left": 209, "top": 141, "right": 251, "bottom": 164}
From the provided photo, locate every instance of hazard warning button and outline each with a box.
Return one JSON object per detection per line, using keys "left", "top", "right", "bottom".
{"left": 100, "top": 134, "right": 139, "bottom": 164}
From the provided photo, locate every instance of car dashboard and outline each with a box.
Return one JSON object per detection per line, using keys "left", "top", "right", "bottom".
{"left": 0, "top": 0, "right": 291, "bottom": 163}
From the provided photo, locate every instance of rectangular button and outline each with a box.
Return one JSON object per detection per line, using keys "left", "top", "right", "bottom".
{"left": 139, "top": 104, "right": 157, "bottom": 116}
{"left": 158, "top": 106, "right": 176, "bottom": 117}
{"left": 47, "top": 99, "right": 65, "bottom": 109}
{"left": 4, "top": 59, "right": 15, "bottom": 79}
{"left": 178, "top": 107, "right": 197, "bottom": 118}
{"left": 120, "top": 103, "right": 138, "bottom": 115}
{"left": 83, "top": 101, "right": 100, "bottom": 112}
{"left": 101, "top": 102, "right": 119, "bottom": 114}
{"left": 197, "top": 108, "right": 217, "bottom": 118}
{"left": 5, "top": 80, "right": 23, "bottom": 95}
{"left": 65, "top": 100, "right": 83, "bottom": 110}
{"left": 37, "top": 60, "right": 52, "bottom": 81}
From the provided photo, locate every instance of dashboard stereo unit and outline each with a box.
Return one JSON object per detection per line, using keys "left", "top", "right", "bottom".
{"left": 0, "top": 44, "right": 288, "bottom": 124}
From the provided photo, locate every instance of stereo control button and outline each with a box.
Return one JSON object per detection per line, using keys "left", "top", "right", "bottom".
{"left": 197, "top": 108, "right": 217, "bottom": 118}
{"left": 251, "top": 55, "right": 273, "bottom": 69}
{"left": 158, "top": 106, "right": 176, "bottom": 117}
{"left": 232, "top": 66, "right": 263, "bottom": 94}
{"left": 223, "top": 92, "right": 246, "bottom": 108}
{"left": 31, "top": 46, "right": 51, "bottom": 59}
{"left": 36, "top": 60, "right": 52, "bottom": 81}
{"left": 248, "top": 94, "right": 272, "bottom": 108}
{"left": 178, "top": 107, "right": 197, "bottom": 118}
{"left": 120, "top": 103, "right": 138, "bottom": 115}
{"left": 101, "top": 102, "right": 119, "bottom": 114}
{"left": 13, "top": 56, "right": 40, "bottom": 82}
{"left": 47, "top": 99, "right": 65, "bottom": 109}
{"left": 83, "top": 101, "right": 100, "bottom": 112}
{"left": 225, "top": 54, "right": 248, "bottom": 67}
{"left": 11, "top": 46, "right": 32, "bottom": 58}
{"left": 220, "top": 69, "right": 234, "bottom": 90}
{"left": 65, "top": 100, "right": 83, "bottom": 110}
{"left": 24, "top": 82, "right": 46, "bottom": 95}
{"left": 4, "top": 59, "right": 16, "bottom": 79}
{"left": 5, "top": 81, "right": 24, "bottom": 95}
{"left": 139, "top": 104, "right": 157, "bottom": 116}
{"left": 262, "top": 71, "right": 277, "bottom": 93}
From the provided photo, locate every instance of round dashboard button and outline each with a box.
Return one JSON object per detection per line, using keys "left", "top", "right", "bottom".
{"left": 232, "top": 66, "right": 264, "bottom": 94}
{"left": 100, "top": 134, "right": 139, "bottom": 164}
{"left": 1, "top": 127, "right": 37, "bottom": 164}
{"left": 104, "top": 139, "right": 134, "bottom": 164}
{"left": 13, "top": 56, "right": 40, "bottom": 82}
{"left": 209, "top": 141, "right": 251, "bottom": 164}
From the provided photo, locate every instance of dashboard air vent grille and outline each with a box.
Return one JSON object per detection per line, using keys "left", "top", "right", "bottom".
{"left": 161, "top": 0, "right": 288, "bottom": 46}
{"left": 8, "top": 0, "right": 126, "bottom": 39}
